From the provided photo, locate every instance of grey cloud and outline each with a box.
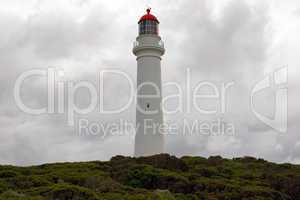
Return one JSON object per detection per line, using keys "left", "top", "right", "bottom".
{"left": 0, "top": 0, "right": 298, "bottom": 165}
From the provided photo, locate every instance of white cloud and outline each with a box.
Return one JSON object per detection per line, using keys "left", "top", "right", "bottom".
{"left": 0, "top": 0, "right": 299, "bottom": 165}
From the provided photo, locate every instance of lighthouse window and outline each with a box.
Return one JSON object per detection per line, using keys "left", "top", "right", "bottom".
{"left": 139, "top": 20, "right": 158, "bottom": 35}
{"left": 146, "top": 103, "right": 150, "bottom": 109}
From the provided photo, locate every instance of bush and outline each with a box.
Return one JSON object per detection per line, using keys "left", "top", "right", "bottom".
{"left": 0, "top": 154, "right": 298, "bottom": 200}
{"left": 0, "top": 190, "right": 43, "bottom": 200}
{"left": 42, "top": 184, "right": 98, "bottom": 200}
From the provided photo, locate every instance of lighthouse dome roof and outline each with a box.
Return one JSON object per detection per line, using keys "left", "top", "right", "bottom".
{"left": 138, "top": 8, "right": 159, "bottom": 24}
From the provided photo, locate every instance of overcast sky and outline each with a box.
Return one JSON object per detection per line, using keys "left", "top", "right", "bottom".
{"left": 0, "top": 0, "right": 300, "bottom": 166}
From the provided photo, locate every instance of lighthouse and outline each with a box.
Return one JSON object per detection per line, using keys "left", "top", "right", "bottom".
{"left": 133, "top": 8, "right": 165, "bottom": 157}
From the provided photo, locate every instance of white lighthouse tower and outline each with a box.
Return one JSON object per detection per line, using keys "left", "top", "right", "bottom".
{"left": 133, "top": 8, "right": 165, "bottom": 157}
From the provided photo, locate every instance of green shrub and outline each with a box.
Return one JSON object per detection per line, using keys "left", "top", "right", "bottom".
{"left": 0, "top": 190, "right": 43, "bottom": 200}
{"left": 0, "top": 154, "right": 298, "bottom": 200}
{"left": 0, "top": 170, "right": 20, "bottom": 178}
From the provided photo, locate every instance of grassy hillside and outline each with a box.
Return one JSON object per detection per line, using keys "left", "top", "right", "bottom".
{"left": 0, "top": 154, "right": 299, "bottom": 200}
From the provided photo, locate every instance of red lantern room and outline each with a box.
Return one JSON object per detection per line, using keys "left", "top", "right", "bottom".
{"left": 138, "top": 8, "right": 159, "bottom": 35}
